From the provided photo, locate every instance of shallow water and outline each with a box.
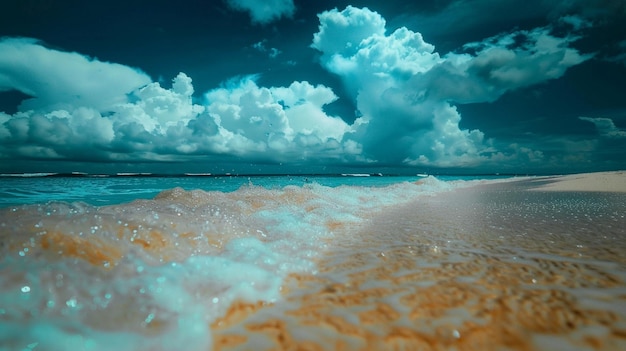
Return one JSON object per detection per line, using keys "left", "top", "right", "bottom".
{"left": 1, "top": 177, "right": 625, "bottom": 350}
{"left": 0, "top": 174, "right": 508, "bottom": 208}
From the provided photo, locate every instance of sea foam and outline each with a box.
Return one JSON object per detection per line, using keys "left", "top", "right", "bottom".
{"left": 1, "top": 176, "right": 491, "bottom": 350}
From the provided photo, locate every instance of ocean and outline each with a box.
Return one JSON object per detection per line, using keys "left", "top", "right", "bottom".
{"left": 1, "top": 174, "right": 625, "bottom": 350}
{"left": 0, "top": 173, "right": 502, "bottom": 208}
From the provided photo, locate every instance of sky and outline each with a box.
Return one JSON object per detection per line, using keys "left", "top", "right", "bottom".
{"left": 0, "top": 0, "right": 625, "bottom": 175}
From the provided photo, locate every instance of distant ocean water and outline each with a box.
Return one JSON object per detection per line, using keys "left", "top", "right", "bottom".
{"left": 1, "top": 173, "right": 625, "bottom": 350}
{"left": 0, "top": 173, "right": 509, "bottom": 208}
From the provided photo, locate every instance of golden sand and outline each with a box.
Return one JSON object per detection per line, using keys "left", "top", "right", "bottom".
{"left": 209, "top": 181, "right": 626, "bottom": 350}
{"left": 212, "top": 256, "right": 621, "bottom": 350}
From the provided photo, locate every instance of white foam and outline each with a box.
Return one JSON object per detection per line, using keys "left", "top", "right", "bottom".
{"left": 0, "top": 176, "right": 516, "bottom": 350}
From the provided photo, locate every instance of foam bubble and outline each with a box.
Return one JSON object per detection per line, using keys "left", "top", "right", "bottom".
{"left": 2, "top": 177, "right": 488, "bottom": 349}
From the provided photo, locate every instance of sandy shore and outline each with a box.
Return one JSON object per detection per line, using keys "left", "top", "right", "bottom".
{"left": 3, "top": 174, "right": 625, "bottom": 350}
{"left": 529, "top": 170, "right": 626, "bottom": 192}
{"left": 211, "top": 179, "right": 626, "bottom": 350}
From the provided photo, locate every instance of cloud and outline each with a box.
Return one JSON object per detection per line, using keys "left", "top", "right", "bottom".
{"left": 312, "top": 5, "right": 387, "bottom": 60}
{"left": 0, "top": 6, "right": 594, "bottom": 170}
{"left": 311, "top": 6, "right": 590, "bottom": 167}
{"left": 0, "top": 108, "right": 116, "bottom": 161}
{"left": 226, "top": 0, "right": 295, "bottom": 24}
{"left": 0, "top": 35, "right": 355, "bottom": 164}
{"left": 434, "top": 25, "right": 592, "bottom": 103}
{"left": 0, "top": 70, "right": 359, "bottom": 164}
{"left": 118, "top": 72, "right": 203, "bottom": 132}
{"left": 0, "top": 38, "right": 151, "bottom": 113}
{"left": 199, "top": 77, "right": 358, "bottom": 162}
{"left": 579, "top": 116, "right": 626, "bottom": 138}
{"left": 252, "top": 40, "right": 282, "bottom": 58}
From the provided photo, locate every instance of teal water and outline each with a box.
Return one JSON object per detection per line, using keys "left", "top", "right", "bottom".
{"left": 0, "top": 174, "right": 511, "bottom": 208}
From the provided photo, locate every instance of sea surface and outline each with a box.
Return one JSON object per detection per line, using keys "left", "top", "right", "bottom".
{"left": 0, "top": 173, "right": 503, "bottom": 208}
{"left": 1, "top": 174, "right": 625, "bottom": 350}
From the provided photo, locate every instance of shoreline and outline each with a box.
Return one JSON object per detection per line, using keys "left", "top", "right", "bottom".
{"left": 527, "top": 170, "right": 626, "bottom": 193}
{"left": 211, "top": 175, "right": 626, "bottom": 350}
{"left": 1, "top": 170, "right": 625, "bottom": 350}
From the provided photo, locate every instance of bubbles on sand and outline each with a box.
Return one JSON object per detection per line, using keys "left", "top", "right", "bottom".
{"left": 1, "top": 177, "right": 625, "bottom": 350}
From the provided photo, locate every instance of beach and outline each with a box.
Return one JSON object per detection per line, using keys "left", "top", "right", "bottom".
{"left": 529, "top": 171, "right": 626, "bottom": 193}
{"left": 211, "top": 172, "right": 626, "bottom": 350}
{"left": 1, "top": 172, "right": 625, "bottom": 350}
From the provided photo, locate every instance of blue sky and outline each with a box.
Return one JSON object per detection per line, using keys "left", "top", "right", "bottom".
{"left": 0, "top": 0, "right": 625, "bottom": 174}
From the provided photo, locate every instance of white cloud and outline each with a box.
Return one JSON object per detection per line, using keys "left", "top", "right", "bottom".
{"left": 201, "top": 77, "right": 357, "bottom": 161}
{"left": 123, "top": 72, "right": 204, "bottom": 131}
{"left": 312, "top": 6, "right": 386, "bottom": 60}
{"left": 0, "top": 107, "right": 116, "bottom": 160}
{"left": 579, "top": 116, "right": 626, "bottom": 138}
{"left": 0, "top": 69, "right": 359, "bottom": 163}
{"left": 311, "top": 6, "right": 590, "bottom": 167}
{"left": 443, "top": 26, "right": 592, "bottom": 102}
{"left": 0, "top": 38, "right": 151, "bottom": 113}
{"left": 0, "top": 6, "right": 594, "bottom": 169}
{"left": 226, "top": 0, "right": 295, "bottom": 24}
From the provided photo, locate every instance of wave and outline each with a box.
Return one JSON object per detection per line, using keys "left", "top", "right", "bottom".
{"left": 0, "top": 178, "right": 455, "bottom": 346}
{"left": 0, "top": 172, "right": 58, "bottom": 177}
{"left": 0, "top": 176, "right": 531, "bottom": 350}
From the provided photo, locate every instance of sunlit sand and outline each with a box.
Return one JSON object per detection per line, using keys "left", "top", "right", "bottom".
{"left": 211, "top": 177, "right": 626, "bottom": 350}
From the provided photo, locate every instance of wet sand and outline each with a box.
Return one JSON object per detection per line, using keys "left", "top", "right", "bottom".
{"left": 2, "top": 172, "right": 625, "bottom": 350}
{"left": 212, "top": 174, "right": 626, "bottom": 350}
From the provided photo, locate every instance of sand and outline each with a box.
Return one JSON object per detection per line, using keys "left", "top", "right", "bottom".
{"left": 529, "top": 171, "right": 626, "bottom": 192}
{"left": 210, "top": 176, "right": 626, "bottom": 350}
{"left": 3, "top": 172, "right": 625, "bottom": 350}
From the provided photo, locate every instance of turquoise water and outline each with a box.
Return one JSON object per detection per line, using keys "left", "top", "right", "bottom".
{"left": 0, "top": 174, "right": 511, "bottom": 208}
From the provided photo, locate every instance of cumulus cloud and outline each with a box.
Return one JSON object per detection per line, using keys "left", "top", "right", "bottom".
{"left": 312, "top": 5, "right": 387, "bottom": 60}
{"left": 0, "top": 6, "right": 593, "bottom": 169}
{"left": 311, "top": 6, "right": 590, "bottom": 167}
{"left": 0, "top": 68, "right": 358, "bottom": 163}
{"left": 199, "top": 77, "right": 357, "bottom": 161}
{"left": 0, "top": 37, "right": 354, "bottom": 163}
{"left": 116, "top": 72, "right": 204, "bottom": 132}
{"left": 0, "top": 108, "right": 116, "bottom": 161}
{"left": 226, "top": 0, "right": 295, "bottom": 24}
{"left": 0, "top": 38, "right": 151, "bottom": 113}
